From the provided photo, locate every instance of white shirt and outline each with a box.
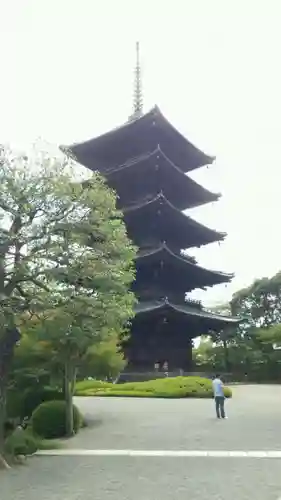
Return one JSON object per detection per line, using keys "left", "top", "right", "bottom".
{"left": 212, "top": 378, "right": 224, "bottom": 397}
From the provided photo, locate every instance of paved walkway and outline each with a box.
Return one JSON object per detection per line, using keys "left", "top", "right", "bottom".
{"left": 2, "top": 385, "right": 281, "bottom": 499}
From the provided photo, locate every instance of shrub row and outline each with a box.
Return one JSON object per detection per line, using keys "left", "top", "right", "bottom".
{"left": 75, "top": 376, "right": 232, "bottom": 399}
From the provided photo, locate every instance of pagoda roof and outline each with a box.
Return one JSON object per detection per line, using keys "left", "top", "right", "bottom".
{"left": 135, "top": 299, "right": 239, "bottom": 327}
{"left": 124, "top": 194, "right": 226, "bottom": 250}
{"left": 106, "top": 148, "right": 220, "bottom": 210}
{"left": 135, "top": 243, "right": 233, "bottom": 290}
{"left": 63, "top": 106, "right": 214, "bottom": 174}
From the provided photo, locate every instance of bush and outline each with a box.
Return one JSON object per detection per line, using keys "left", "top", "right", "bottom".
{"left": 4, "top": 419, "right": 17, "bottom": 438}
{"left": 6, "top": 389, "right": 23, "bottom": 420}
{"left": 5, "top": 385, "right": 64, "bottom": 424}
{"left": 75, "top": 379, "right": 112, "bottom": 393}
{"left": 75, "top": 376, "right": 232, "bottom": 399}
{"left": 21, "top": 386, "right": 64, "bottom": 419}
{"left": 5, "top": 428, "right": 38, "bottom": 457}
{"left": 31, "top": 400, "right": 82, "bottom": 439}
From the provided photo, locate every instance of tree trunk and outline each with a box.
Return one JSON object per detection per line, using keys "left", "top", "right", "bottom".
{"left": 0, "top": 375, "right": 10, "bottom": 469}
{"left": 64, "top": 359, "right": 74, "bottom": 437}
{"left": 223, "top": 339, "right": 230, "bottom": 372}
{"left": 70, "top": 367, "right": 77, "bottom": 396}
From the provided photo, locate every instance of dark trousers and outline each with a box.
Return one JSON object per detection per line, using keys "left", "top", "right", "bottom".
{"left": 215, "top": 396, "right": 225, "bottom": 418}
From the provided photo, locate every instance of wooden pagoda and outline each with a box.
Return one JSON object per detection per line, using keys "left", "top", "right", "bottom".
{"left": 62, "top": 45, "right": 238, "bottom": 372}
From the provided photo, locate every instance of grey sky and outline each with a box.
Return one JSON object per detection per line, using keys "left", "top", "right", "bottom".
{"left": 1, "top": 0, "right": 280, "bottom": 305}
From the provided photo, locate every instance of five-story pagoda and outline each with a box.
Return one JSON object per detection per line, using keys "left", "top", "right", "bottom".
{"left": 63, "top": 43, "right": 238, "bottom": 372}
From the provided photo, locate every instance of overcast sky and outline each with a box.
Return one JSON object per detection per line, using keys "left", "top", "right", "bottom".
{"left": 1, "top": 0, "right": 281, "bottom": 306}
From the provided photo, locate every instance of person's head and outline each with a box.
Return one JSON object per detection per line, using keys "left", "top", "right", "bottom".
{"left": 214, "top": 374, "right": 220, "bottom": 379}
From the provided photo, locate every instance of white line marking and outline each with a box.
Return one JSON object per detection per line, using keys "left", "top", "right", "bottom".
{"left": 36, "top": 449, "right": 281, "bottom": 458}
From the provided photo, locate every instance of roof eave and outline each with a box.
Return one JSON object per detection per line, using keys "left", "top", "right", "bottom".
{"left": 134, "top": 299, "right": 240, "bottom": 324}
{"left": 61, "top": 106, "right": 215, "bottom": 173}
{"left": 153, "top": 106, "right": 215, "bottom": 170}
{"left": 124, "top": 194, "right": 226, "bottom": 244}
{"left": 136, "top": 243, "right": 233, "bottom": 282}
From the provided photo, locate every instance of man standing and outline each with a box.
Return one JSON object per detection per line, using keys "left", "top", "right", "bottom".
{"left": 212, "top": 374, "right": 226, "bottom": 419}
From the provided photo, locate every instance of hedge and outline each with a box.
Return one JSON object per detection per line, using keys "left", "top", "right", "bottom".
{"left": 75, "top": 376, "right": 232, "bottom": 399}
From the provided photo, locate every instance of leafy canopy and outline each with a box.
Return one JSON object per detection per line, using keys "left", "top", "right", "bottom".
{"left": 0, "top": 144, "right": 137, "bottom": 388}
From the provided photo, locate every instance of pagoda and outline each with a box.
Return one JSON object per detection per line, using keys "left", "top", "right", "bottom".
{"left": 63, "top": 43, "right": 238, "bottom": 372}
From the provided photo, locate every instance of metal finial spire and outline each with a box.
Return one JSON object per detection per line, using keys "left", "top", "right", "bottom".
{"left": 129, "top": 42, "right": 143, "bottom": 121}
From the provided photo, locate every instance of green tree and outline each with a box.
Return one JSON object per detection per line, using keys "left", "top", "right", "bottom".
{"left": 258, "top": 323, "right": 281, "bottom": 347}
{"left": 231, "top": 273, "right": 281, "bottom": 329}
{"left": 193, "top": 336, "right": 216, "bottom": 366}
{"left": 80, "top": 334, "right": 127, "bottom": 381}
{"left": 230, "top": 273, "right": 281, "bottom": 377}
{"left": 0, "top": 145, "right": 136, "bottom": 463}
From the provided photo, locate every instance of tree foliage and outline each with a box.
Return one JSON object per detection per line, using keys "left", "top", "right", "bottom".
{"left": 0, "top": 144, "right": 137, "bottom": 454}
{"left": 80, "top": 335, "right": 126, "bottom": 381}
{"left": 193, "top": 273, "right": 281, "bottom": 381}
{"left": 231, "top": 272, "right": 281, "bottom": 329}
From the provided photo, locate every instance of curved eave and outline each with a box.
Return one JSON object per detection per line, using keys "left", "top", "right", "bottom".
{"left": 124, "top": 194, "right": 226, "bottom": 247}
{"left": 106, "top": 147, "right": 220, "bottom": 209}
{"left": 135, "top": 299, "right": 240, "bottom": 324}
{"left": 153, "top": 106, "right": 215, "bottom": 170}
{"left": 62, "top": 108, "right": 155, "bottom": 154}
{"left": 61, "top": 106, "right": 214, "bottom": 174}
{"left": 136, "top": 243, "right": 233, "bottom": 283}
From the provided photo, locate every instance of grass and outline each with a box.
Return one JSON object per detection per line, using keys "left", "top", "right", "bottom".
{"left": 75, "top": 376, "right": 232, "bottom": 399}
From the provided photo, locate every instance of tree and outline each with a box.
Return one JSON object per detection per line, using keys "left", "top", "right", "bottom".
{"left": 80, "top": 335, "right": 127, "bottom": 381}
{"left": 231, "top": 273, "right": 281, "bottom": 329}
{"left": 230, "top": 273, "right": 281, "bottom": 374}
{"left": 258, "top": 323, "right": 281, "bottom": 347}
{"left": 193, "top": 301, "right": 267, "bottom": 376}
{"left": 0, "top": 145, "right": 136, "bottom": 462}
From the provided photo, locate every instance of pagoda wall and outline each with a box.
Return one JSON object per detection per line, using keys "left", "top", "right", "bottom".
{"left": 124, "top": 320, "right": 194, "bottom": 372}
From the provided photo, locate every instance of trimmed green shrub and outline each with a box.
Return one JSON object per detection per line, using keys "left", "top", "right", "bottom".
{"left": 75, "top": 376, "right": 232, "bottom": 399}
{"left": 21, "top": 386, "right": 64, "bottom": 419}
{"left": 5, "top": 385, "right": 64, "bottom": 425}
{"left": 5, "top": 428, "right": 38, "bottom": 457}
{"left": 75, "top": 379, "right": 112, "bottom": 392}
{"left": 6, "top": 389, "right": 23, "bottom": 419}
{"left": 31, "top": 400, "right": 82, "bottom": 439}
{"left": 4, "top": 419, "right": 17, "bottom": 438}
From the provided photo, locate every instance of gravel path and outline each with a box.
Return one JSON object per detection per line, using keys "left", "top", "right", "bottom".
{"left": 68, "top": 384, "right": 281, "bottom": 451}
{"left": 2, "top": 456, "right": 281, "bottom": 500}
{"left": 2, "top": 385, "right": 281, "bottom": 500}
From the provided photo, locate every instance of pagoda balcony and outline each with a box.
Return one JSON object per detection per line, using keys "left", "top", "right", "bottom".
{"left": 134, "top": 243, "right": 233, "bottom": 294}
{"left": 63, "top": 106, "right": 214, "bottom": 175}
{"left": 105, "top": 148, "right": 219, "bottom": 211}
{"left": 185, "top": 297, "right": 203, "bottom": 309}
{"left": 124, "top": 194, "right": 226, "bottom": 251}
{"left": 134, "top": 289, "right": 203, "bottom": 310}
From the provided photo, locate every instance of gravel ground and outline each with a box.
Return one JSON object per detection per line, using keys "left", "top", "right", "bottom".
{"left": 2, "top": 385, "right": 281, "bottom": 500}
{"left": 68, "top": 384, "right": 281, "bottom": 451}
{"left": 2, "top": 456, "right": 281, "bottom": 500}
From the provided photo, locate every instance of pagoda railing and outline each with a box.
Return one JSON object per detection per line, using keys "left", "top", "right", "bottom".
{"left": 185, "top": 298, "right": 202, "bottom": 309}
